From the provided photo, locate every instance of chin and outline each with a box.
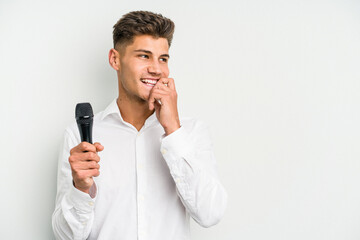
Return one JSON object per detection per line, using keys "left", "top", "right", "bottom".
{"left": 138, "top": 88, "right": 152, "bottom": 101}
{"left": 138, "top": 92, "right": 150, "bottom": 103}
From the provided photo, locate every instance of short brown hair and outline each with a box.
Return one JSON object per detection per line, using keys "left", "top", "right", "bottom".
{"left": 113, "top": 11, "right": 175, "bottom": 51}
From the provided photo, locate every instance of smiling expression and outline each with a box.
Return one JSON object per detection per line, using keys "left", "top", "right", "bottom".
{"left": 116, "top": 35, "right": 170, "bottom": 102}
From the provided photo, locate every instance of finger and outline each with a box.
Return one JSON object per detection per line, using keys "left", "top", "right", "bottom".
{"left": 161, "top": 78, "right": 169, "bottom": 87}
{"left": 151, "top": 88, "right": 169, "bottom": 95}
{"left": 73, "top": 160, "right": 100, "bottom": 170}
{"left": 89, "top": 169, "right": 100, "bottom": 177}
{"left": 152, "top": 80, "right": 171, "bottom": 92}
{"left": 92, "top": 169, "right": 100, "bottom": 177}
{"left": 158, "top": 77, "right": 171, "bottom": 85}
{"left": 165, "top": 78, "right": 175, "bottom": 90}
{"left": 148, "top": 88, "right": 166, "bottom": 108}
{"left": 154, "top": 100, "right": 161, "bottom": 111}
{"left": 83, "top": 151, "right": 100, "bottom": 162}
{"left": 71, "top": 142, "right": 97, "bottom": 154}
{"left": 94, "top": 142, "right": 104, "bottom": 152}
{"left": 70, "top": 151, "right": 100, "bottom": 163}
{"left": 78, "top": 169, "right": 100, "bottom": 178}
{"left": 148, "top": 91, "right": 167, "bottom": 110}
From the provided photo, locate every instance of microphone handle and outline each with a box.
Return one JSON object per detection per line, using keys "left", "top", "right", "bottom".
{"left": 77, "top": 122, "right": 93, "bottom": 144}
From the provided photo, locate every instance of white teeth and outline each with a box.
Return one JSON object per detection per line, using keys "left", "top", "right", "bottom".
{"left": 141, "top": 79, "right": 157, "bottom": 85}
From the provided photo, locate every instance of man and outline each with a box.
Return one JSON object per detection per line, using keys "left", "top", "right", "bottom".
{"left": 52, "top": 11, "right": 227, "bottom": 240}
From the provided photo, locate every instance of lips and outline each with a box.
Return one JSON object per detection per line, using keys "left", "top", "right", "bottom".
{"left": 141, "top": 78, "right": 158, "bottom": 87}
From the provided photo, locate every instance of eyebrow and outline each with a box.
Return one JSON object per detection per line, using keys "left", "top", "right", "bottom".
{"left": 134, "top": 49, "right": 170, "bottom": 58}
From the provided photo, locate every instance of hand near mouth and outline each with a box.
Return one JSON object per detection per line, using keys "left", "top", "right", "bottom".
{"left": 148, "top": 78, "right": 180, "bottom": 135}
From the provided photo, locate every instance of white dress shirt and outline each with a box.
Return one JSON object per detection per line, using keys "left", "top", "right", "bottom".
{"left": 52, "top": 99, "right": 227, "bottom": 240}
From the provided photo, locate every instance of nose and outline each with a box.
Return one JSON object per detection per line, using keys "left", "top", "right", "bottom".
{"left": 147, "top": 60, "right": 161, "bottom": 76}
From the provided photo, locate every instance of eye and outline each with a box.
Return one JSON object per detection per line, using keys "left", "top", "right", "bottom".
{"left": 138, "top": 54, "right": 149, "bottom": 59}
{"left": 160, "top": 57, "right": 168, "bottom": 63}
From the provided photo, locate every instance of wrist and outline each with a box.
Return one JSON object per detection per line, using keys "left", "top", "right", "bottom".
{"left": 164, "top": 122, "right": 181, "bottom": 136}
{"left": 73, "top": 180, "right": 90, "bottom": 194}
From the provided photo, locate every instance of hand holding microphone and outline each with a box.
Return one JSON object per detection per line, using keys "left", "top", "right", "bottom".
{"left": 69, "top": 103, "right": 104, "bottom": 194}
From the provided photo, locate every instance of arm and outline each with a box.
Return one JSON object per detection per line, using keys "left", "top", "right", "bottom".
{"left": 148, "top": 78, "right": 227, "bottom": 227}
{"left": 160, "top": 120, "right": 228, "bottom": 228}
{"left": 52, "top": 129, "right": 101, "bottom": 240}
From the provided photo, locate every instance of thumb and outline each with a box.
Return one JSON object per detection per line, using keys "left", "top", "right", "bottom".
{"left": 94, "top": 142, "right": 104, "bottom": 152}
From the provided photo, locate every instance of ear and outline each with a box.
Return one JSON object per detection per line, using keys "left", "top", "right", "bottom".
{"left": 109, "top": 48, "right": 120, "bottom": 71}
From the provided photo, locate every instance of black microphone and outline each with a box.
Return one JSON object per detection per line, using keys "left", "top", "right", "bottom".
{"left": 75, "top": 103, "right": 94, "bottom": 144}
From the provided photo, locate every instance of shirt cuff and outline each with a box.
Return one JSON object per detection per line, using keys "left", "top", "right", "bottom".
{"left": 160, "top": 126, "right": 191, "bottom": 157}
{"left": 160, "top": 126, "right": 196, "bottom": 174}
{"left": 67, "top": 184, "right": 96, "bottom": 213}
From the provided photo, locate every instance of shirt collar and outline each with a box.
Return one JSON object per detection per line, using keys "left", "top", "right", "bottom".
{"left": 101, "top": 98, "right": 158, "bottom": 128}
{"left": 101, "top": 98, "right": 121, "bottom": 121}
{"left": 144, "top": 110, "right": 157, "bottom": 128}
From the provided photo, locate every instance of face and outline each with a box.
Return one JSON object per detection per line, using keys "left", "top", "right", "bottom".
{"left": 115, "top": 35, "right": 170, "bottom": 102}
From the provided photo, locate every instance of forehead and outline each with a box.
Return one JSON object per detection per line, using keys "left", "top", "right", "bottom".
{"left": 125, "top": 35, "right": 169, "bottom": 55}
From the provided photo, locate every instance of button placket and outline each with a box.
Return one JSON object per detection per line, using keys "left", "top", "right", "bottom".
{"left": 135, "top": 131, "right": 147, "bottom": 239}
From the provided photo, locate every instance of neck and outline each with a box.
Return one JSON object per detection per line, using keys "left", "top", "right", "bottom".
{"left": 116, "top": 95, "right": 154, "bottom": 132}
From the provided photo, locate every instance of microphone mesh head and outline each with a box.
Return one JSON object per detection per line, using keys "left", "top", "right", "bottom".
{"left": 75, "top": 103, "right": 94, "bottom": 124}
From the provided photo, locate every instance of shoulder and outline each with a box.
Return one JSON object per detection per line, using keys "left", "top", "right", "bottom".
{"left": 63, "top": 121, "right": 79, "bottom": 145}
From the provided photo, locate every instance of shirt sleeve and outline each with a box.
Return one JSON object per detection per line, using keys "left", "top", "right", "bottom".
{"left": 52, "top": 128, "right": 96, "bottom": 240}
{"left": 160, "top": 120, "right": 228, "bottom": 228}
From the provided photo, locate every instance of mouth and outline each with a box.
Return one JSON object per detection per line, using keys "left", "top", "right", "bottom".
{"left": 140, "top": 78, "right": 159, "bottom": 88}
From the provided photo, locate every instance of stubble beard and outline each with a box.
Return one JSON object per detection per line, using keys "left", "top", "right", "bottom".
{"left": 119, "top": 80, "right": 149, "bottom": 105}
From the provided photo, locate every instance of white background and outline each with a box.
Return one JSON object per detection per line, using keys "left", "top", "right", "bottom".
{"left": 1, "top": 0, "right": 360, "bottom": 239}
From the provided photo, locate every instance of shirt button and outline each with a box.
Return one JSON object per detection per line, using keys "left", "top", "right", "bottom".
{"left": 82, "top": 222, "right": 86, "bottom": 226}
{"left": 161, "top": 148, "right": 167, "bottom": 154}
{"left": 88, "top": 201, "right": 94, "bottom": 206}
